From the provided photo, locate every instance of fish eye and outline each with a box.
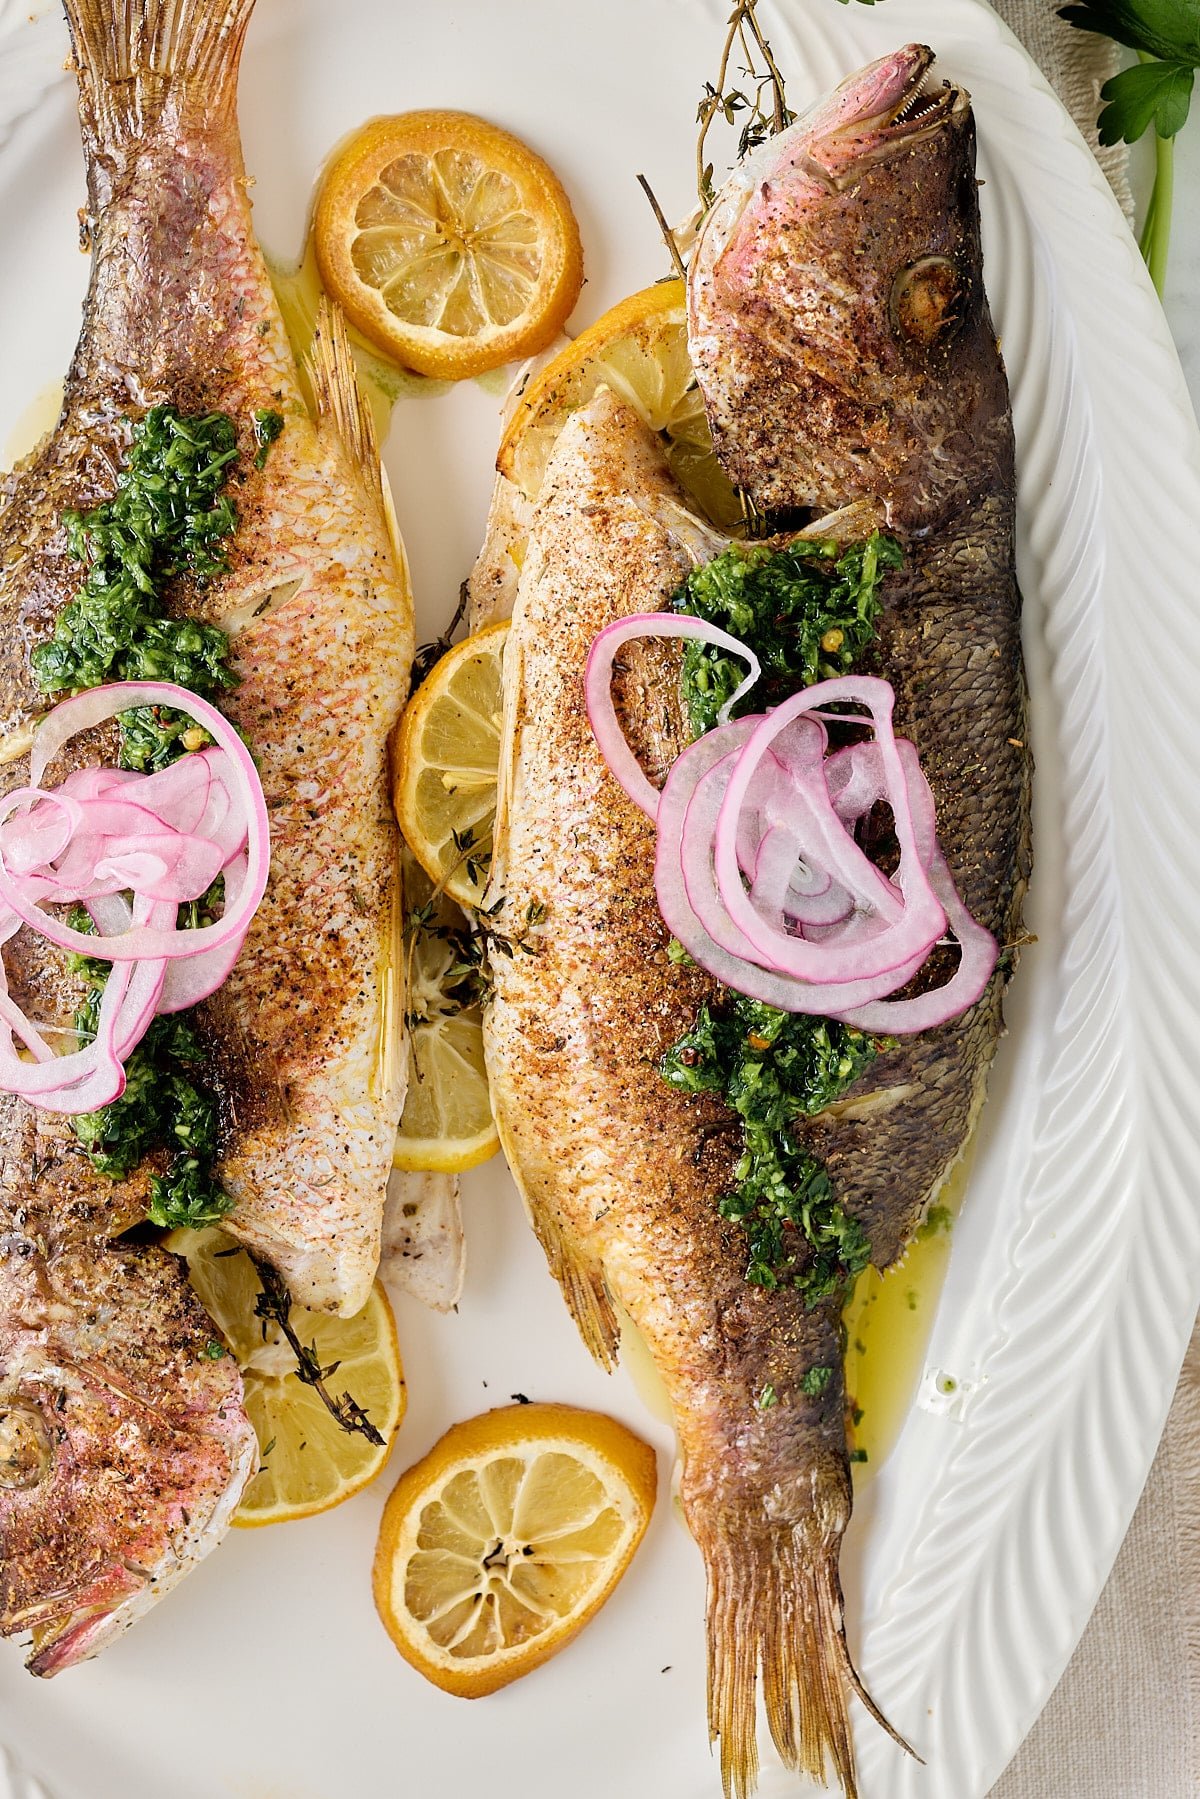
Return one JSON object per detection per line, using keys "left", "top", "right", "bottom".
{"left": 0, "top": 1402, "right": 54, "bottom": 1491}
{"left": 890, "top": 255, "right": 961, "bottom": 346}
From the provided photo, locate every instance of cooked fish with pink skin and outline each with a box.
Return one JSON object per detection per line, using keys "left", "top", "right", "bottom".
{"left": 0, "top": 0, "right": 411, "bottom": 1316}
{"left": 0, "top": 1195, "right": 257, "bottom": 1675}
{"left": 0, "top": 0, "right": 411, "bottom": 1670}
{"left": 483, "top": 42, "right": 1028, "bottom": 1799}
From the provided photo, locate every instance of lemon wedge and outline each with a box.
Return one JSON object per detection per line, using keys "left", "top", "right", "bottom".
{"left": 169, "top": 1227, "right": 405, "bottom": 1527}
{"left": 314, "top": 111, "right": 583, "bottom": 380}
{"left": 497, "top": 279, "right": 742, "bottom": 528}
{"left": 373, "top": 1403, "right": 657, "bottom": 1696}
{"left": 392, "top": 621, "right": 507, "bottom": 909}
{"left": 394, "top": 850, "right": 498, "bottom": 1175}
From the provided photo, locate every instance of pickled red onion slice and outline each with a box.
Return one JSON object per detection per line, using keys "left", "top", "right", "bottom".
{"left": 0, "top": 681, "right": 269, "bottom": 1112}
{"left": 584, "top": 616, "right": 996, "bottom": 1034}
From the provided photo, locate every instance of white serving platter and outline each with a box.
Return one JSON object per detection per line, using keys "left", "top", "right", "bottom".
{"left": 0, "top": 1, "right": 1198, "bottom": 1795}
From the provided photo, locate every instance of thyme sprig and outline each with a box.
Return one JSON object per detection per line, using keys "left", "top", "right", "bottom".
{"left": 411, "top": 580, "right": 470, "bottom": 691}
{"left": 250, "top": 1256, "right": 384, "bottom": 1446}
{"left": 696, "top": 0, "right": 795, "bottom": 209}
{"left": 403, "top": 890, "right": 545, "bottom": 1021}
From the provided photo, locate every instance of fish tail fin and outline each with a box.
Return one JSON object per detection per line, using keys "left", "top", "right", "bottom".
{"left": 63, "top": 0, "right": 257, "bottom": 152}
{"left": 701, "top": 1518, "right": 919, "bottom": 1799}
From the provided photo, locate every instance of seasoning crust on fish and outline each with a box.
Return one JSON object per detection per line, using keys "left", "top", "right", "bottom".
{"left": 0, "top": 0, "right": 411, "bottom": 1315}
{"left": 0, "top": 0, "right": 411, "bottom": 1673}
{"left": 483, "top": 43, "right": 1029, "bottom": 1799}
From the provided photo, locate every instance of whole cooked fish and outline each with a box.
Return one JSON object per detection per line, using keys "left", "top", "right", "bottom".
{"left": 0, "top": 1184, "right": 257, "bottom": 1674}
{"left": 0, "top": 0, "right": 411, "bottom": 1670}
{"left": 0, "top": 0, "right": 410, "bottom": 1315}
{"left": 482, "top": 43, "right": 1029, "bottom": 1799}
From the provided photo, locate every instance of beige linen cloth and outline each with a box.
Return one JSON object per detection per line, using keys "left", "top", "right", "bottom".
{"left": 983, "top": 5, "right": 1199, "bottom": 1795}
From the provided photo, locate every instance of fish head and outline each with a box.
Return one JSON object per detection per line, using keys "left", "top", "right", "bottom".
{"left": 689, "top": 45, "right": 1011, "bottom": 533}
{"left": 0, "top": 1228, "right": 256, "bottom": 1674}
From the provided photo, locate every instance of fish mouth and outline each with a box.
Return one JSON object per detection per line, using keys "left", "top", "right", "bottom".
{"left": 806, "top": 44, "right": 969, "bottom": 183}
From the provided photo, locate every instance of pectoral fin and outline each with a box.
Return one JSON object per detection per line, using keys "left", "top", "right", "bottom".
{"left": 493, "top": 1113, "right": 619, "bottom": 1370}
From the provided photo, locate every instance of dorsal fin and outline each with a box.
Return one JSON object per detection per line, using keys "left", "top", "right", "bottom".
{"left": 305, "top": 297, "right": 386, "bottom": 515}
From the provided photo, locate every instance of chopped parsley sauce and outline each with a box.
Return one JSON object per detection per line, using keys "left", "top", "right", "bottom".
{"left": 34, "top": 405, "right": 282, "bottom": 1227}
{"left": 671, "top": 530, "right": 903, "bottom": 736}
{"left": 661, "top": 995, "right": 877, "bottom": 1299}
{"left": 661, "top": 531, "right": 902, "bottom": 1300}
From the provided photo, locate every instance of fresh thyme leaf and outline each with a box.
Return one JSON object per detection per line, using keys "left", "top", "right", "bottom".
{"left": 695, "top": 1, "right": 795, "bottom": 210}
{"left": 411, "top": 580, "right": 470, "bottom": 690}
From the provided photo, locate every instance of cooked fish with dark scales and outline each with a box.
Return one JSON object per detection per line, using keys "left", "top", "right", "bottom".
{"left": 483, "top": 43, "right": 1029, "bottom": 1799}
{"left": 0, "top": 0, "right": 410, "bottom": 1671}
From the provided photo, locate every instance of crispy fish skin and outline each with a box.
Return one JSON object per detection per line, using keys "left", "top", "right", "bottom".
{"left": 0, "top": 0, "right": 411, "bottom": 1314}
{"left": 488, "top": 44, "right": 1029, "bottom": 1799}
{"left": 484, "top": 391, "right": 862, "bottom": 1795}
{"left": 0, "top": 1203, "right": 257, "bottom": 1676}
{"left": 0, "top": 0, "right": 410, "bottom": 1675}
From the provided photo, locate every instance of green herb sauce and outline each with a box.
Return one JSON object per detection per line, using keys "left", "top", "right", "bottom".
{"left": 66, "top": 894, "right": 233, "bottom": 1231}
{"left": 35, "top": 407, "right": 274, "bottom": 1226}
{"left": 662, "top": 530, "right": 902, "bottom": 1299}
{"left": 661, "top": 997, "right": 877, "bottom": 1299}
{"left": 670, "top": 530, "right": 903, "bottom": 736}
{"left": 252, "top": 408, "right": 284, "bottom": 469}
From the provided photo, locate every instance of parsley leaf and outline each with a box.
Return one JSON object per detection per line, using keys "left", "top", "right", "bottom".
{"left": 1059, "top": 2, "right": 1200, "bottom": 64}
{"left": 1059, "top": 4, "right": 1199, "bottom": 285}
{"left": 1097, "top": 56, "right": 1195, "bottom": 139}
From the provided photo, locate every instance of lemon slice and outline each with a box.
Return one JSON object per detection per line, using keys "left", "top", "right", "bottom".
{"left": 373, "top": 1403, "right": 657, "bottom": 1696}
{"left": 393, "top": 621, "right": 507, "bottom": 909}
{"left": 497, "top": 279, "right": 742, "bottom": 528}
{"left": 395, "top": 851, "right": 498, "bottom": 1175}
{"left": 169, "top": 1227, "right": 405, "bottom": 1527}
{"left": 314, "top": 111, "right": 583, "bottom": 380}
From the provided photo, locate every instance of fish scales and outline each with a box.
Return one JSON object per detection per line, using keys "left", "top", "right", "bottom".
{"left": 0, "top": 0, "right": 410, "bottom": 1674}
{"left": 484, "top": 391, "right": 857, "bottom": 1797}
{"left": 486, "top": 42, "right": 1029, "bottom": 1799}
{"left": 0, "top": 0, "right": 410, "bottom": 1314}
{"left": 688, "top": 44, "right": 1030, "bottom": 1276}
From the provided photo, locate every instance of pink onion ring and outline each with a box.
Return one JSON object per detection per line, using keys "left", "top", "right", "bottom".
{"left": 584, "top": 615, "right": 761, "bottom": 819}
{"left": 584, "top": 618, "right": 997, "bottom": 1034}
{"left": 0, "top": 681, "right": 269, "bottom": 1112}
{"left": 2, "top": 682, "right": 269, "bottom": 962}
